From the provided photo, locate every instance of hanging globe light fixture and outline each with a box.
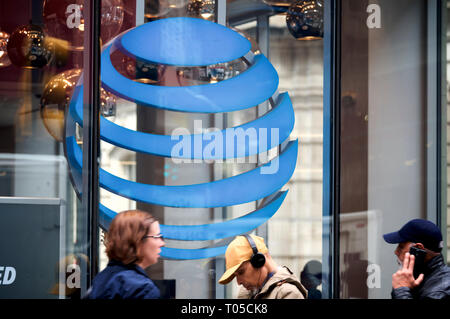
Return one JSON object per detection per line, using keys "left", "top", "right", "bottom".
{"left": 0, "top": 31, "right": 11, "bottom": 68}
{"left": 187, "top": 0, "right": 215, "bottom": 20}
{"left": 40, "top": 69, "right": 116, "bottom": 141}
{"left": 6, "top": 25, "right": 55, "bottom": 69}
{"left": 145, "top": 0, "right": 171, "bottom": 19}
{"left": 263, "top": 0, "right": 296, "bottom": 7}
{"left": 167, "top": 0, "right": 189, "bottom": 8}
{"left": 262, "top": 0, "right": 296, "bottom": 15}
{"left": 286, "top": 0, "right": 323, "bottom": 40}
{"left": 145, "top": 0, "right": 189, "bottom": 19}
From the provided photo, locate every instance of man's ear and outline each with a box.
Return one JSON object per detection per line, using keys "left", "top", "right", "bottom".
{"left": 414, "top": 243, "right": 425, "bottom": 250}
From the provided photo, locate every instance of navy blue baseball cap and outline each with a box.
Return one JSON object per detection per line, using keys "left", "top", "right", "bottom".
{"left": 383, "top": 219, "right": 443, "bottom": 252}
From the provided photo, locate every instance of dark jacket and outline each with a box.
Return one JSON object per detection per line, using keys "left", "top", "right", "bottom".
{"left": 392, "top": 254, "right": 450, "bottom": 299}
{"left": 85, "top": 260, "right": 160, "bottom": 299}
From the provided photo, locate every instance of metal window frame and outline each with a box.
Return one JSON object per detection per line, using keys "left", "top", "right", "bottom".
{"left": 322, "top": 0, "right": 341, "bottom": 299}
{"left": 437, "top": 0, "right": 448, "bottom": 263}
{"left": 78, "top": 0, "right": 450, "bottom": 299}
{"left": 426, "top": 0, "right": 447, "bottom": 262}
{"left": 82, "top": 0, "right": 101, "bottom": 292}
{"left": 323, "top": 0, "right": 448, "bottom": 299}
{"left": 426, "top": 0, "right": 447, "bottom": 239}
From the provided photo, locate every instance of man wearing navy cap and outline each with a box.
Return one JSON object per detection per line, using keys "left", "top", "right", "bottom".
{"left": 383, "top": 219, "right": 450, "bottom": 299}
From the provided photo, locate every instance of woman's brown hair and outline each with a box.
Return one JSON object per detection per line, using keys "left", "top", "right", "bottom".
{"left": 104, "top": 210, "right": 156, "bottom": 265}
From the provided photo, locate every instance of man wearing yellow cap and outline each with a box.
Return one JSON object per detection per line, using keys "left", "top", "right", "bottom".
{"left": 218, "top": 234, "right": 307, "bottom": 299}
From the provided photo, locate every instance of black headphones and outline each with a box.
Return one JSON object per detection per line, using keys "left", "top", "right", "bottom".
{"left": 243, "top": 234, "right": 266, "bottom": 268}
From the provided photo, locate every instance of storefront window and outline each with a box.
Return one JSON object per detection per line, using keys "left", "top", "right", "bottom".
{"left": 338, "top": 0, "right": 446, "bottom": 298}
{"left": 97, "top": 0, "right": 324, "bottom": 299}
{"left": 1, "top": 0, "right": 447, "bottom": 300}
{"left": 446, "top": 0, "right": 450, "bottom": 266}
{"left": 0, "top": 0, "right": 98, "bottom": 298}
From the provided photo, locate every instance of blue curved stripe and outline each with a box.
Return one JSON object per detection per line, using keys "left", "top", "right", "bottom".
{"left": 98, "top": 191, "right": 287, "bottom": 240}
{"left": 64, "top": 132, "right": 114, "bottom": 231}
{"left": 67, "top": 136, "right": 298, "bottom": 208}
{"left": 118, "top": 17, "right": 251, "bottom": 66}
{"left": 70, "top": 88, "right": 294, "bottom": 159}
{"left": 64, "top": 17, "right": 297, "bottom": 261}
{"left": 64, "top": 105, "right": 83, "bottom": 194}
{"left": 93, "top": 200, "right": 231, "bottom": 260}
{"left": 101, "top": 44, "right": 279, "bottom": 113}
{"left": 160, "top": 246, "right": 227, "bottom": 260}
{"left": 99, "top": 204, "right": 116, "bottom": 230}
{"left": 160, "top": 191, "right": 287, "bottom": 240}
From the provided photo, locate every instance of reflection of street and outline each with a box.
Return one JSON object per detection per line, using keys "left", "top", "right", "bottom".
{"left": 49, "top": 253, "right": 89, "bottom": 299}
{"left": 163, "top": 259, "right": 217, "bottom": 299}
{"left": 300, "top": 260, "right": 322, "bottom": 299}
{"left": 324, "top": 210, "right": 383, "bottom": 298}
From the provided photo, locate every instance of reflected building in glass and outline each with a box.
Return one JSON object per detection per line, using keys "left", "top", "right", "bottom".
{"left": 0, "top": 0, "right": 447, "bottom": 300}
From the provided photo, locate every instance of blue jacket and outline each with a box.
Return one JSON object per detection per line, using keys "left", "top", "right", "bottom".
{"left": 392, "top": 254, "right": 450, "bottom": 299}
{"left": 86, "top": 260, "right": 160, "bottom": 299}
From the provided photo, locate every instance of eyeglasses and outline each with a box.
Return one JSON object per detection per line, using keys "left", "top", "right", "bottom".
{"left": 142, "top": 234, "right": 164, "bottom": 241}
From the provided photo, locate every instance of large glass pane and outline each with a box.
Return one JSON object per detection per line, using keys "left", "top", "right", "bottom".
{"left": 0, "top": 0, "right": 93, "bottom": 298}
{"left": 446, "top": 0, "right": 450, "bottom": 267}
{"left": 339, "top": 0, "right": 443, "bottom": 299}
{"left": 96, "top": 0, "right": 324, "bottom": 299}
{"left": 267, "top": 14, "right": 324, "bottom": 299}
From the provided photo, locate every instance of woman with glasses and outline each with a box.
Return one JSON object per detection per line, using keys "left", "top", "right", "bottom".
{"left": 85, "top": 210, "right": 165, "bottom": 299}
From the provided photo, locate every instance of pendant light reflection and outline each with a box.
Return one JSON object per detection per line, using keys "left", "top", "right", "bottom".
{"left": 0, "top": 31, "right": 11, "bottom": 68}
{"left": 145, "top": 0, "right": 189, "bottom": 19}
{"left": 109, "top": 46, "right": 163, "bottom": 84}
{"left": 176, "top": 27, "right": 257, "bottom": 85}
{"left": 109, "top": 42, "right": 242, "bottom": 86}
{"left": 286, "top": 0, "right": 323, "bottom": 40}
{"left": 167, "top": 0, "right": 189, "bottom": 8}
{"left": 174, "top": 62, "right": 246, "bottom": 85}
{"left": 7, "top": 25, "right": 55, "bottom": 69}
{"left": 187, "top": 0, "right": 215, "bottom": 20}
{"left": 145, "top": 0, "right": 171, "bottom": 19}
{"left": 108, "top": 24, "right": 259, "bottom": 86}
{"left": 40, "top": 69, "right": 116, "bottom": 142}
{"left": 101, "top": 0, "right": 125, "bottom": 44}
{"left": 262, "top": 0, "right": 296, "bottom": 15}
{"left": 263, "top": 0, "right": 296, "bottom": 6}
{"left": 43, "top": 0, "right": 124, "bottom": 51}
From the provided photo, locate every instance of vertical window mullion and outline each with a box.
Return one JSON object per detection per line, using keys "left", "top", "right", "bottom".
{"left": 323, "top": 0, "right": 341, "bottom": 299}
{"left": 82, "top": 0, "right": 101, "bottom": 290}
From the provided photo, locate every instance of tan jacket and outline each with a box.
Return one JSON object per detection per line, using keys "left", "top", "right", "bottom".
{"left": 237, "top": 266, "right": 307, "bottom": 299}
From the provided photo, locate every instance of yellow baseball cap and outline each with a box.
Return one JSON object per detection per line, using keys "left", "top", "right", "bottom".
{"left": 218, "top": 235, "right": 268, "bottom": 285}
